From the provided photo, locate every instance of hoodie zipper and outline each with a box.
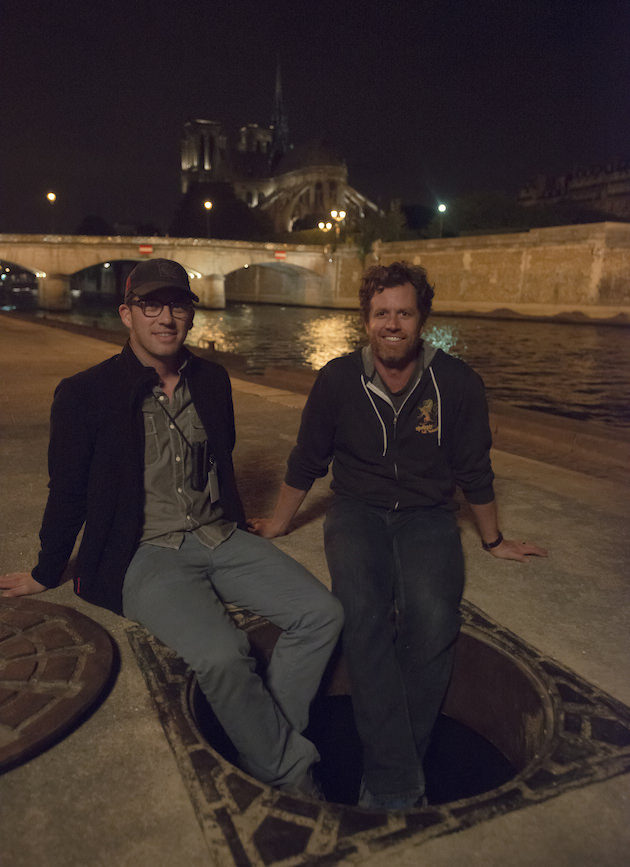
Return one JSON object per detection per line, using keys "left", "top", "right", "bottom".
{"left": 361, "top": 364, "right": 442, "bottom": 508}
{"left": 362, "top": 367, "right": 427, "bottom": 453}
{"left": 392, "top": 414, "right": 399, "bottom": 482}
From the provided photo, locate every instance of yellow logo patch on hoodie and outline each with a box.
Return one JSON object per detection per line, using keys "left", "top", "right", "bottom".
{"left": 416, "top": 399, "right": 439, "bottom": 434}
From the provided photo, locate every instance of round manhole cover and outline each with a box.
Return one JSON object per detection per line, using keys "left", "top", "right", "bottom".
{"left": 0, "top": 597, "right": 114, "bottom": 772}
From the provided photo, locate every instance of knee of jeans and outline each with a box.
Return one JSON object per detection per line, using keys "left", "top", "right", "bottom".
{"left": 193, "top": 645, "right": 256, "bottom": 695}
{"left": 336, "top": 591, "right": 388, "bottom": 632}
{"left": 309, "top": 592, "right": 345, "bottom": 636}
{"left": 400, "top": 600, "right": 460, "bottom": 655}
{"left": 328, "top": 591, "right": 344, "bottom": 622}
{"left": 426, "top": 595, "right": 461, "bottom": 632}
{"left": 284, "top": 590, "right": 344, "bottom": 635}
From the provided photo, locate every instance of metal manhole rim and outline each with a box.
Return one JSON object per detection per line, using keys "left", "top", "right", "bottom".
{"left": 182, "top": 618, "right": 560, "bottom": 814}
{"left": 0, "top": 596, "right": 115, "bottom": 774}
{"left": 127, "top": 600, "right": 630, "bottom": 866}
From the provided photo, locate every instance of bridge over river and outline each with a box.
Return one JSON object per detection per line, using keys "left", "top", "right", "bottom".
{"left": 0, "top": 234, "right": 359, "bottom": 310}
{"left": 1, "top": 222, "right": 629, "bottom": 321}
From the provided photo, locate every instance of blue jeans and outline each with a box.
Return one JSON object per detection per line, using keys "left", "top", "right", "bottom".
{"left": 324, "top": 498, "right": 464, "bottom": 806}
{"left": 123, "top": 530, "right": 343, "bottom": 790}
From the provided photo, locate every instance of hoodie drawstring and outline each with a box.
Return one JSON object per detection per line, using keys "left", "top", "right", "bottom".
{"left": 429, "top": 366, "right": 442, "bottom": 446}
{"left": 361, "top": 375, "right": 388, "bottom": 456}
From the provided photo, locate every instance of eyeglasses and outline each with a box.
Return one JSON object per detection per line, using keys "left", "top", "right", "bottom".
{"left": 131, "top": 299, "right": 194, "bottom": 320}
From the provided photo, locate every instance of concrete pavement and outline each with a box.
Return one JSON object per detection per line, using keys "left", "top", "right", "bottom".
{"left": 1, "top": 313, "right": 629, "bottom": 866}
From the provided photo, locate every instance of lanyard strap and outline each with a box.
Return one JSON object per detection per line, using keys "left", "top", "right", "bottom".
{"left": 152, "top": 394, "right": 194, "bottom": 450}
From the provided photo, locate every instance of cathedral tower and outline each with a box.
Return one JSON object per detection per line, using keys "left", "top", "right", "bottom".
{"left": 270, "top": 60, "right": 289, "bottom": 167}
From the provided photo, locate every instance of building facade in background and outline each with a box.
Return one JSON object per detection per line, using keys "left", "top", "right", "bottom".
{"left": 518, "top": 160, "right": 630, "bottom": 220}
{"left": 180, "top": 70, "right": 378, "bottom": 234}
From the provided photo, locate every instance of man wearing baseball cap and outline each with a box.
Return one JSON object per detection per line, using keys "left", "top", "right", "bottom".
{"left": 0, "top": 258, "right": 343, "bottom": 797}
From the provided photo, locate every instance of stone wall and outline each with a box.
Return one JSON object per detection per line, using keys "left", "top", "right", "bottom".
{"left": 2, "top": 223, "right": 630, "bottom": 320}
{"left": 227, "top": 222, "right": 630, "bottom": 322}
{"left": 373, "top": 222, "right": 630, "bottom": 322}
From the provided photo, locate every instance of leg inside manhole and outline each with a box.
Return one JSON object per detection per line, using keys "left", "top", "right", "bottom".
{"left": 188, "top": 619, "right": 554, "bottom": 808}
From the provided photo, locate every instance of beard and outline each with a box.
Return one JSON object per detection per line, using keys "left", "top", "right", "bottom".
{"left": 371, "top": 334, "right": 423, "bottom": 369}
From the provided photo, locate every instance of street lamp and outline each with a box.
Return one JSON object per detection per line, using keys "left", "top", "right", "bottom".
{"left": 203, "top": 200, "right": 213, "bottom": 238}
{"left": 330, "top": 209, "right": 346, "bottom": 242}
{"left": 437, "top": 202, "right": 447, "bottom": 238}
{"left": 318, "top": 221, "right": 332, "bottom": 233}
{"left": 46, "top": 191, "right": 57, "bottom": 233}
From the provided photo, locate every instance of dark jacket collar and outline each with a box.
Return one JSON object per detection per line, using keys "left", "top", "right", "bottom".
{"left": 116, "top": 341, "right": 198, "bottom": 410}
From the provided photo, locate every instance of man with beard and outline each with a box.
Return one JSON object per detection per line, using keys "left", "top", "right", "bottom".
{"left": 250, "top": 261, "right": 546, "bottom": 810}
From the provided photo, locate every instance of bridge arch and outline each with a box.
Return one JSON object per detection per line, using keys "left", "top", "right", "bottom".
{"left": 0, "top": 235, "right": 341, "bottom": 311}
{"left": 0, "top": 258, "right": 39, "bottom": 309}
{"left": 225, "top": 261, "right": 325, "bottom": 306}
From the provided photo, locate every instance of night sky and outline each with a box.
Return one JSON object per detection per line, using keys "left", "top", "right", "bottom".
{"left": 1, "top": 0, "right": 628, "bottom": 234}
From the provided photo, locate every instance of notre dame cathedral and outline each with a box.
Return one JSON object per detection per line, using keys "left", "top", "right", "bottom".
{"left": 179, "top": 68, "right": 377, "bottom": 235}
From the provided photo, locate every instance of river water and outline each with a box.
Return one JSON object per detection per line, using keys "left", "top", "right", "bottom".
{"left": 33, "top": 303, "right": 630, "bottom": 431}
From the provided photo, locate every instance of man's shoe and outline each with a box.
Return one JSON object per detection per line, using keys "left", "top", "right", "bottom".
{"left": 358, "top": 781, "right": 422, "bottom": 811}
{"left": 280, "top": 764, "right": 326, "bottom": 801}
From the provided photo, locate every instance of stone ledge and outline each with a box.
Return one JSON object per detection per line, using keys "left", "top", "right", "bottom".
{"left": 488, "top": 401, "right": 630, "bottom": 481}
{"left": 431, "top": 302, "right": 630, "bottom": 326}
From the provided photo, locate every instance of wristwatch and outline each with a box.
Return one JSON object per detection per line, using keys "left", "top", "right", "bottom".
{"left": 482, "top": 531, "right": 504, "bottom": 551}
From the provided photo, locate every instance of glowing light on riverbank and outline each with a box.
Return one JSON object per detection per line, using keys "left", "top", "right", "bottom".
{"left": 301, "top": 315, "right": 360, "bottom": 370}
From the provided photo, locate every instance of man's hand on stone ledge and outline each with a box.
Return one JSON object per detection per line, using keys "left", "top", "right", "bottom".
{"left": 246, "top": 483, "right": 307, "bottom": 539}
{"left": 491, "top": 539, "right": 548, "bottom": 562}
{"left": 0, "top": 572, "right": 46, "bottom": 597}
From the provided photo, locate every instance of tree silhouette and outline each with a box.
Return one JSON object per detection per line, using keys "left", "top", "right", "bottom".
{"left": 169, "top": 183, "right": 273, "bottom": 241}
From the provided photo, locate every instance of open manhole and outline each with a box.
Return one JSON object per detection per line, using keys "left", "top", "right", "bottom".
{"left": 189, "top": 619, "right": 547, "bottom": 807}
{"left": 127, "top": 601, "right": 630, "bottom": 866}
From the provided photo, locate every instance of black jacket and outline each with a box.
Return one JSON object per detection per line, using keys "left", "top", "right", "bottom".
{"left": 32, "top": 343, "right": 246, "bottom": 614}
{"left": 286, "top": 346, "right": 495, "bottom": 510}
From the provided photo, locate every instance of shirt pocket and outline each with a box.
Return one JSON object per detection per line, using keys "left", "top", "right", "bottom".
{"left": 191, "top": 417, "right": 207, "bottom": 443}
{"left": 191, "top": 418, "right": 219, "bottom": 502}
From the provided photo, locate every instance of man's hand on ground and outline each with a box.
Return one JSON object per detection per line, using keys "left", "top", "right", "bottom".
{"left": 491, "top": 539, "right": 548, "bottom": 563}
{"left": 0, "top": 572, "right": 46, "bottom": 597}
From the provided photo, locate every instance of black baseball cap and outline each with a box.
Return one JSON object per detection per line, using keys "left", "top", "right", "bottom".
{"left": 124, "top": 258, "right": 200, "bottom": 303}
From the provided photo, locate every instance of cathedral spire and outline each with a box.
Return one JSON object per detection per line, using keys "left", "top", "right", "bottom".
{"left": 270, "top": 59, "right": 289, "bottom": 166}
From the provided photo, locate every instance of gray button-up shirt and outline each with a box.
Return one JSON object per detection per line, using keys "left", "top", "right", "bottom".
{"left": 140, "top": 370, "right": 236, "bottom": 550}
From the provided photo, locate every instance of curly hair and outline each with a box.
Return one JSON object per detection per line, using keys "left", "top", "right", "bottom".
{"left": 358, "top": 262, "right": 434, "bottom": 324}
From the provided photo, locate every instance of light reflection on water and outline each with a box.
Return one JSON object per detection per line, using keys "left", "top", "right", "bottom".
{"left": 35, "top": 303, "right": 630, "bottom": 430}
{"left": 190, "top": 308, "right": 462, "bottom": 371}
{"left": 190, "top": 306, "right": 365, "bottom": 371}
